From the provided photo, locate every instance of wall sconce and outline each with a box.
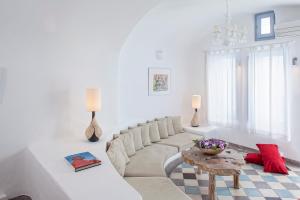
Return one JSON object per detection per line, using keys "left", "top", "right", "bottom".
{"left": 155, "top": 50, "right": 164, "bottom": 60}
{"left": 292, "top": 57, "right": 298, "bottom": 66}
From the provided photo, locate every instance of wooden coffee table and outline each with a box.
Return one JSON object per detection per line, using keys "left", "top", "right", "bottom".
{"left": 182, "top": 147, "right": 245, "bottom": 200}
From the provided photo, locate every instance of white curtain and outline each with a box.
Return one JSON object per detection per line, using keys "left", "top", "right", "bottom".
{"left": 248, "top": 44, "right": 289, "bottom": 139}
{"left": 207, "top": 52, "right": 237, "bottom": 126}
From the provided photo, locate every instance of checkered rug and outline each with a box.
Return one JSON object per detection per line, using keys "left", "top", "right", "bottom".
{"left": 170, "top": 159, "right": 300, "bottom": 200}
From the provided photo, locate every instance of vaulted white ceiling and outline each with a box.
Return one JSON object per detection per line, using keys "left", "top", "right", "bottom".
{"left": 123, "top": 0, "right": 300, "bottom": 52}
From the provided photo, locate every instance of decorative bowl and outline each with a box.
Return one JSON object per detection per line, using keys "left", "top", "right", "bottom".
{"left": 193, "top": 138, "right": 228, "bottom": 155}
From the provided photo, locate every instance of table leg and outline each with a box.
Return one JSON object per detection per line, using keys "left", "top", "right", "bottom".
{"left": 233, "top": 174, "right": 240, "bottom": 189}
{"left": 197, "top": 167, "right": 202, "bottom": 175}
{"left": 208, "top": 174, "right": 216, "bottom": 200}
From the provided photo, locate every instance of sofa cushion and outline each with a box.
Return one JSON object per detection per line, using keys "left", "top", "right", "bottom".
{"left": 147, "top": 121, "right": 161, "bottom": 143}
{"left": 166, "top": 117, "right": 175, "bottom": 136}
{"left": 124, "top": 144, "right": 178, "bottom": 177}
{"left": 107, "top": 138, "right": 127, "bottom": 176}
{"left": 138, "top": 124, "right": 152, "bottom": 146}
{"left": 125, "top": 177, "right": 191, "bottom": 200}
{"left": 119, "top": 131, "right": 136, "bottom": 157}
{"left": 168, "top": 116, "right": 184, "bottom": 134}
{"left": 156, "top": 118, "right": 169, "bottom": 139}
{"left": 113, "top": 137, "right": 130, "bottom": 164}
{"left": 128, "top": 127, "right": 144, "bottom": 151}
{"left": 158, "top": 132, "right": 204, "bottom": 151}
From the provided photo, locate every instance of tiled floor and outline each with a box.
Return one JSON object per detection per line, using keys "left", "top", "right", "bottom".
{"left": 170, "top": 161, "right": 300, "bottom": 200}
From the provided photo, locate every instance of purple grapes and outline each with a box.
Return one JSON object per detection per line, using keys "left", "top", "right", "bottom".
{"left": 198, "top": 138, "right": 227, "bottom": 150}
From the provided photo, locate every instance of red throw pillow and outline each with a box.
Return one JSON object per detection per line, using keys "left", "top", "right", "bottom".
{"left": 256, "top": 144, "right": 288, "bottom": 174}
{"left": 244, "top": 153, "right": 286, "bottom": 166}
{"left": 244, "top": 153, "right": 263, "bottom": 165}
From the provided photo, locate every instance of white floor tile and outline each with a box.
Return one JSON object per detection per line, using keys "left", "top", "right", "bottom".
{"left": 184, "top": 179, "right": 199, "bottom": 186}
{"left": 240, "top": 181, "right": 256, "bottom": 188}
{"left": 259, "top": 189, "right": 279, "bottom": 197}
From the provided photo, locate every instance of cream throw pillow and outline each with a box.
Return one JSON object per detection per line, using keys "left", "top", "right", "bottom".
{"left": 137, "top": 124, "right": 152, "bottom": 146}
{"left": 112, "top": 137, "right": 130, "bottom": 164}
{"left": 119, "top": 131, "right": 136, "bottom": 157}
{"left": 156, "top": 118, "right": 168, "bottom": 139}
{"left": 165, "top": 117, "right": 175, "bottom": 136}
{"left": 169, "top": 116, "right": 184, "bottom": 134}
{"left": 128, "top": 127, "right": 144, "bottom": 151}
{"left": 146, "top": 121, "right": 161, "bottom": 142}
{"left": 107, "top": 138, "right": 127, "bottom": 176}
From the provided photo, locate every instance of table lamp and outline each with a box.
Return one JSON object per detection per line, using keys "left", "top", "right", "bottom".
{"left": 85, "top": 88, "right": 102, "bottom": 142}
{"left": 191, "top": 95, "right": 201, "bottom": 127}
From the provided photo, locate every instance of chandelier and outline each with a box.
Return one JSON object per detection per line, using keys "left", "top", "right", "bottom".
{"left": 213, "top": 0, "right": 247, "bottom": 47}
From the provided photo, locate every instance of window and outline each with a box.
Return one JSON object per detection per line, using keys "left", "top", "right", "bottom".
{"left": 206, "top": 43, "right": 291, "bottom": 140}
{"left": 261, "top": 17, "right": 271, "bottom": 34}
{"left": 248, "top": 45, "right": 289, "bottom": 139}
{"left": 255, "top": 11, "right": 275, "bottom": 41}
{"left": 207, "top": 52, "right": 236, "bottom": 126}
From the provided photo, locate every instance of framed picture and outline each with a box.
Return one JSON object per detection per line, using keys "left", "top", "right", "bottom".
{"left": 255, "top": 11, "right": 275, "bottom": 41}
{"left": 148, "top": 68, "right": 171, "bottom": 96}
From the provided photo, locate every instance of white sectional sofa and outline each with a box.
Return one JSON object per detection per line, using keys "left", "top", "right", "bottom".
{"left": 106, "top": 116, "right": 204, "bottom": 200}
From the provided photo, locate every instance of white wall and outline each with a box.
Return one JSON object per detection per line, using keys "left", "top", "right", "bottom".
{"left": 119, "top": 31, "right": 205, "bottom": 126}
{"left": 118, "top": 0, "right": 216, "bottom": 127}
{"left": 0, "top": 0, "right": 160, "bottom": 198}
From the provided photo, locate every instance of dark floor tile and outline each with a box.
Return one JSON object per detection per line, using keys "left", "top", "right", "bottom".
{"left": 281, "top": 182, "right": 300, "bottom": 190}
{"left": 201, "top": 195, "right": 209, "bottom": 200}
{"left": 185, "top": 186, "right": 200, "bottom": 194}
{"left": 183, "top": 173, "right": 196, "bottom": 179}
{"left": 172, "top": 179, "right": 184, "bottom": 186}
{"left": 198, "top": 179, "right": 209, "bottom": 187}
{"left": 265, "top": 198, "right": 282, "bottom": 200}
{"left": 253, "top": 181, "right": 271, "bottom": 189}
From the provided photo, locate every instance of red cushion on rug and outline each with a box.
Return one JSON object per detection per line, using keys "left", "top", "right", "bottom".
{"left": 244, "top": 153, "right": 286, "bottom": 166}
{"left": 256, "top": 144, "right": 288, "bottom": 174}
{"left": 244, "top": 153, "right": 263, "bottom": 165}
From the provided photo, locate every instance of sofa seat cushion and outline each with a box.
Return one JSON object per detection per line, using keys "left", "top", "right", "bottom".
{"left": 125, "top": 177, "right": 191, "bottom": 200}
{"left": 158, "top": 132, "right": 204, "bottom": 151}
{"left": 124, "top": 144, "right": 178, "bottom": 177}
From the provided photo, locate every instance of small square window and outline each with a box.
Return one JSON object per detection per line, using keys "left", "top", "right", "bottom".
{"left": 261, "top": 17, "right": 271, "bottom": 34}
{"left": 255, "top": 11, "right": 275, "bottom": 41}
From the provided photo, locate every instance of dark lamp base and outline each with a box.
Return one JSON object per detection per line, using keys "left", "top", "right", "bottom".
{"left": 88, "top": 132, "right": 99, "bottom": 142}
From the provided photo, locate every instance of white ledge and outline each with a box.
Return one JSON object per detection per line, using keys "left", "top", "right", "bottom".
{"left": 184, "top": 125, "right": 219, "bottom": 136}
{"left": 28, "top": 137, "right": 142, "bottom": 200}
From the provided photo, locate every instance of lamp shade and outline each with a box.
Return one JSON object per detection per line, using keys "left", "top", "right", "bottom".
{"left": 192, "top": 95, "right": 201, "bottom": 109}
{"left": 86, "top": 88, "right": 101, "bottom": 112}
